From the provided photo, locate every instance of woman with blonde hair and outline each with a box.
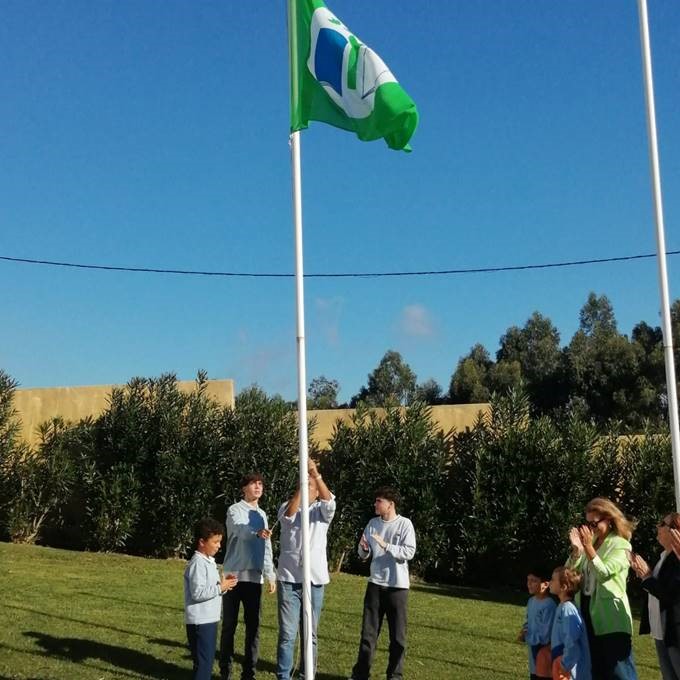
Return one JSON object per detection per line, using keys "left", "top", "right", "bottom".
{"left": 567, "top": 497, "right": 638, "bottom": 679}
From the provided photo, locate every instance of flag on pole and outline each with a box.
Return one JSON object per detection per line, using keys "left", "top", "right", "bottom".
{"left": 289, "top": 0, "right": 419, "bottom": 151}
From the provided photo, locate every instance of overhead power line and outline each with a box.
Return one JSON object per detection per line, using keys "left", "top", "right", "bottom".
{"left": 0, "top": 250, "right": 679, "bottom": 279}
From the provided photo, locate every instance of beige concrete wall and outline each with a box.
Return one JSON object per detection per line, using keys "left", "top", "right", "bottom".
{"left": 14, "top": 381, "right": 486, "bottom": 451}
{"left": 15, "top": 379, "right": 235, "bottom": 447}
{"left": 308, "top": 403, "right": 490, "bottom": 450}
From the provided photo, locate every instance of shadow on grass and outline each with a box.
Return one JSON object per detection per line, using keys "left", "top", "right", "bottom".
{"left": 76, "top": 590, "right": 182, "bottom": 612}
{"left": 147, "top": 636, "right": 187, "bottom": 649}
{"left": 411, "top": 654, "right": 517, "bottom": 676}
{"left": 410, "top": 581, "right": 527, "bottom": 607}
{"left": 24, "top": 631, "right": 187, "bottom": 680}
{"left": 6, "top": 603, "right": 144, "bottom": 638}
{"left": 230, "top": 652, "right": 346, "bottom": 680}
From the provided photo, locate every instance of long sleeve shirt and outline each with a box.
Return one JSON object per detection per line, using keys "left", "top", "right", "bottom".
{"left": 223, "top": 500, "right": 275, "bottom": 583}
{"left": 277, "top": 495, "right": 336, "bottom": 585}
{"left": 357, "top": 515, "right": 416, "bottom": 589}
{"left": 524, "top": 595, "right": 557, "bottom": 673}
{"left": 551, "top": 600, "right": 592, "bottom": 680}
{"left": 184, "top": 551, "right": 222, "bottom": 625}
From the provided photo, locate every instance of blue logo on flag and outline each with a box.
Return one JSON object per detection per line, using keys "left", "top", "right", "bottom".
{"left": 314, "top": 28, "right": 347, "bottom": 96}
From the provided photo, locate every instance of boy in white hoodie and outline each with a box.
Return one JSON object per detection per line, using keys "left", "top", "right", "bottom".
{"left": 184, "top": 518, "right": 237, "bottom": 680}
{"left": 350, "top": 486, "right": 416, "bottom": 680}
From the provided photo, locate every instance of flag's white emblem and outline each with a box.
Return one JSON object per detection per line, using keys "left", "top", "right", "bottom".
{"left": 307, "top": 7, "right": 397, "bottom": 120}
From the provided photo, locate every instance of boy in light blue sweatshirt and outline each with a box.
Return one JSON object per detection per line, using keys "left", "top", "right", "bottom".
{"left": 184, "top": 518, "right": 237, "bottom": 680}
{"left": 519, "top": 565, "right": 557, "bottom": 680}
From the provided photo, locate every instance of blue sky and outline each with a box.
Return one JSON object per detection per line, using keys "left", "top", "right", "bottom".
{"left": 1, "top": 0, "right": 679, "bottom": 402}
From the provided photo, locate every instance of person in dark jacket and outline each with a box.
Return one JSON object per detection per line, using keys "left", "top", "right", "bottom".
{"left": 631, "top": 512, "right": 680, "bottom": 680}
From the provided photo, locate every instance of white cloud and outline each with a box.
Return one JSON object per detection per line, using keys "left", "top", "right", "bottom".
{"left": 399, "top": 304, "right": 435, "bottom": 338}
{"left": 315, "top": 296, "right": 344, "bottom": 347}
{"left": 229, "top": 329, "right": 295, "bottom": 394}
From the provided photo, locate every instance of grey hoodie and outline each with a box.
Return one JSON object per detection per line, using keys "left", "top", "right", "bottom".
{"left": 223, "top": 499, "right": 275, "bottom": 582}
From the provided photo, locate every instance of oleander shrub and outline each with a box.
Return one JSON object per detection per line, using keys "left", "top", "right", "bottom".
{"left": 4, "top": 418, "right": 78, "bottom": 544}
{"left": 0, "top": 371, "right": 28, "bottom": 540}
{"left": 323, "top": 401, "right": 451, "bottom": 578}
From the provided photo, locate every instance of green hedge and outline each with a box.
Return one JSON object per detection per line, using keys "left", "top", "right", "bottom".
{"left": 0, "top": 373, "right": 675, "bottom": 587}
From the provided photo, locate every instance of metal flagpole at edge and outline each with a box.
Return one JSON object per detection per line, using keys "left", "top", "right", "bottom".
{"left": 288, "top": 0, "right": 315, "bottom": 675}
{"left": 637, "top": 0, "right": 680, "bottom": 510}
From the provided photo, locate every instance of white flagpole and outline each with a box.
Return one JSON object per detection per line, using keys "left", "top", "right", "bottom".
{"left": 288, "top": 1, "right": 315, "bottom": 676}
{"left": 290, "top": 129, "right": 315, "bottom": 678}
{"left": 637, "top": 0, "right": 680, "bottom": 510}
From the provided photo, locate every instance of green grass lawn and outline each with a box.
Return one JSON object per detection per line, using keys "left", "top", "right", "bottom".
{"left": 0, "top": 543, "right": 661, "bottom": 679}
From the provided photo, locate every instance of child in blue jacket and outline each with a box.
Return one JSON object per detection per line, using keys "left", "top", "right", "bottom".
{"left": 549, "top": 567, "right": 591, "bottom": 680}
{"left": 519, "top": 565, "right": 557, "bottom": 679}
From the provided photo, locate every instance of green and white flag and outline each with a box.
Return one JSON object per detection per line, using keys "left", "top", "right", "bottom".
{"left": 289, "top": 0, "right": 418, "bottom": 151}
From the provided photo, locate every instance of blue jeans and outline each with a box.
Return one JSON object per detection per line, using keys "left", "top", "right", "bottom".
{"left": 276, "top": 582, "right": 325, "bottom": 680}
{"left": 186, "top": 621, "right": 218, "bottom": 680}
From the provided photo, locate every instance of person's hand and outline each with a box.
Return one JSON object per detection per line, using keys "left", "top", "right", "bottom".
{"left": 267, "top": 580, "right": 277, "bottom": 594}
{"left": 578, "top": 524, "right": 594, "bottom": 547}
{"left": 221, "top": 573, "right": 238, "bottom": 592}
{"left": 578, "top": 525, "right": 596, "bottom": 559}
{"left": 371, "top": 531, "right": 387, "bottom": 550}
{"left": 359, "top": 534, "right": 369, "bottom": 552}
{"left": 517, "top": 627, "right": 526, "bottom": 643}
{"left": 568, "top": 527, "right": 583, "bottom": 554}
{"left": 630, "top": 553, "right": 652, "bottom": 580}
{"left": 670, "top": 528, "right": 680, "bottom": 558}
{"left": 308, "top": 458, "right": 320, "bottom": 479}
{"left": 257, "top": 528, "right": 272, "bottom": 540}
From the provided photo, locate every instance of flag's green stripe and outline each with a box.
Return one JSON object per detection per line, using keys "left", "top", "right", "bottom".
{"left": 347, "top": 35, "right": 360, "bottom": 91}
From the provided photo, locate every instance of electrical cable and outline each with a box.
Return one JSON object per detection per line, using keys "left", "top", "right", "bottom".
{"left": 0, "top": 250, "right": 678, "bottom": 279}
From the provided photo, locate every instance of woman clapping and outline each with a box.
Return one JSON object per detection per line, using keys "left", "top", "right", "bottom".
{"left": 567, "top": 497, "right": 638, "bottom": 679}
{"left": 630, "top": 513, "right": 680, "bottom": 680}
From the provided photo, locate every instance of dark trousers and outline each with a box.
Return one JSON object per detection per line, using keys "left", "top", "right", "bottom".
{"left": 581, "top": 595, "right": 638, "bottom": 680}
{"left": 655, "top": 639, "right": 680, "bottom": 680}
{"left": 351, "top": 582, "right": 408, "bottom": 680}
{"left": 220, "top": 581, "right": 262, "bottom": 680}
{"left": 186, "top": 621, "right": 218, "bottom": 680}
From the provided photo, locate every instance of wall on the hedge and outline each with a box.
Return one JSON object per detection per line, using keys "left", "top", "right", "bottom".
{"left": 15, "top": 379, "right": 236, "bottom": 446}
{"left": 309, "top": 403, "right": 490, "bottom": 449}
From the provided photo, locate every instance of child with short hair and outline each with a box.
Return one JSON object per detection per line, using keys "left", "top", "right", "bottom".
{"left": 549, "top": 567, "right": 591, "bottom": 680}
{"left": 184, "top": 517, "right": 238, "bottom": 680}
{"left": 519, "top": 565, "right": 557, "bottom": 680}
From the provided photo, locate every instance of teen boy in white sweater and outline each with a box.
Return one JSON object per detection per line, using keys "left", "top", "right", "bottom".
{"left": 350, "top": 487, "right": 416, "bottom": 680}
